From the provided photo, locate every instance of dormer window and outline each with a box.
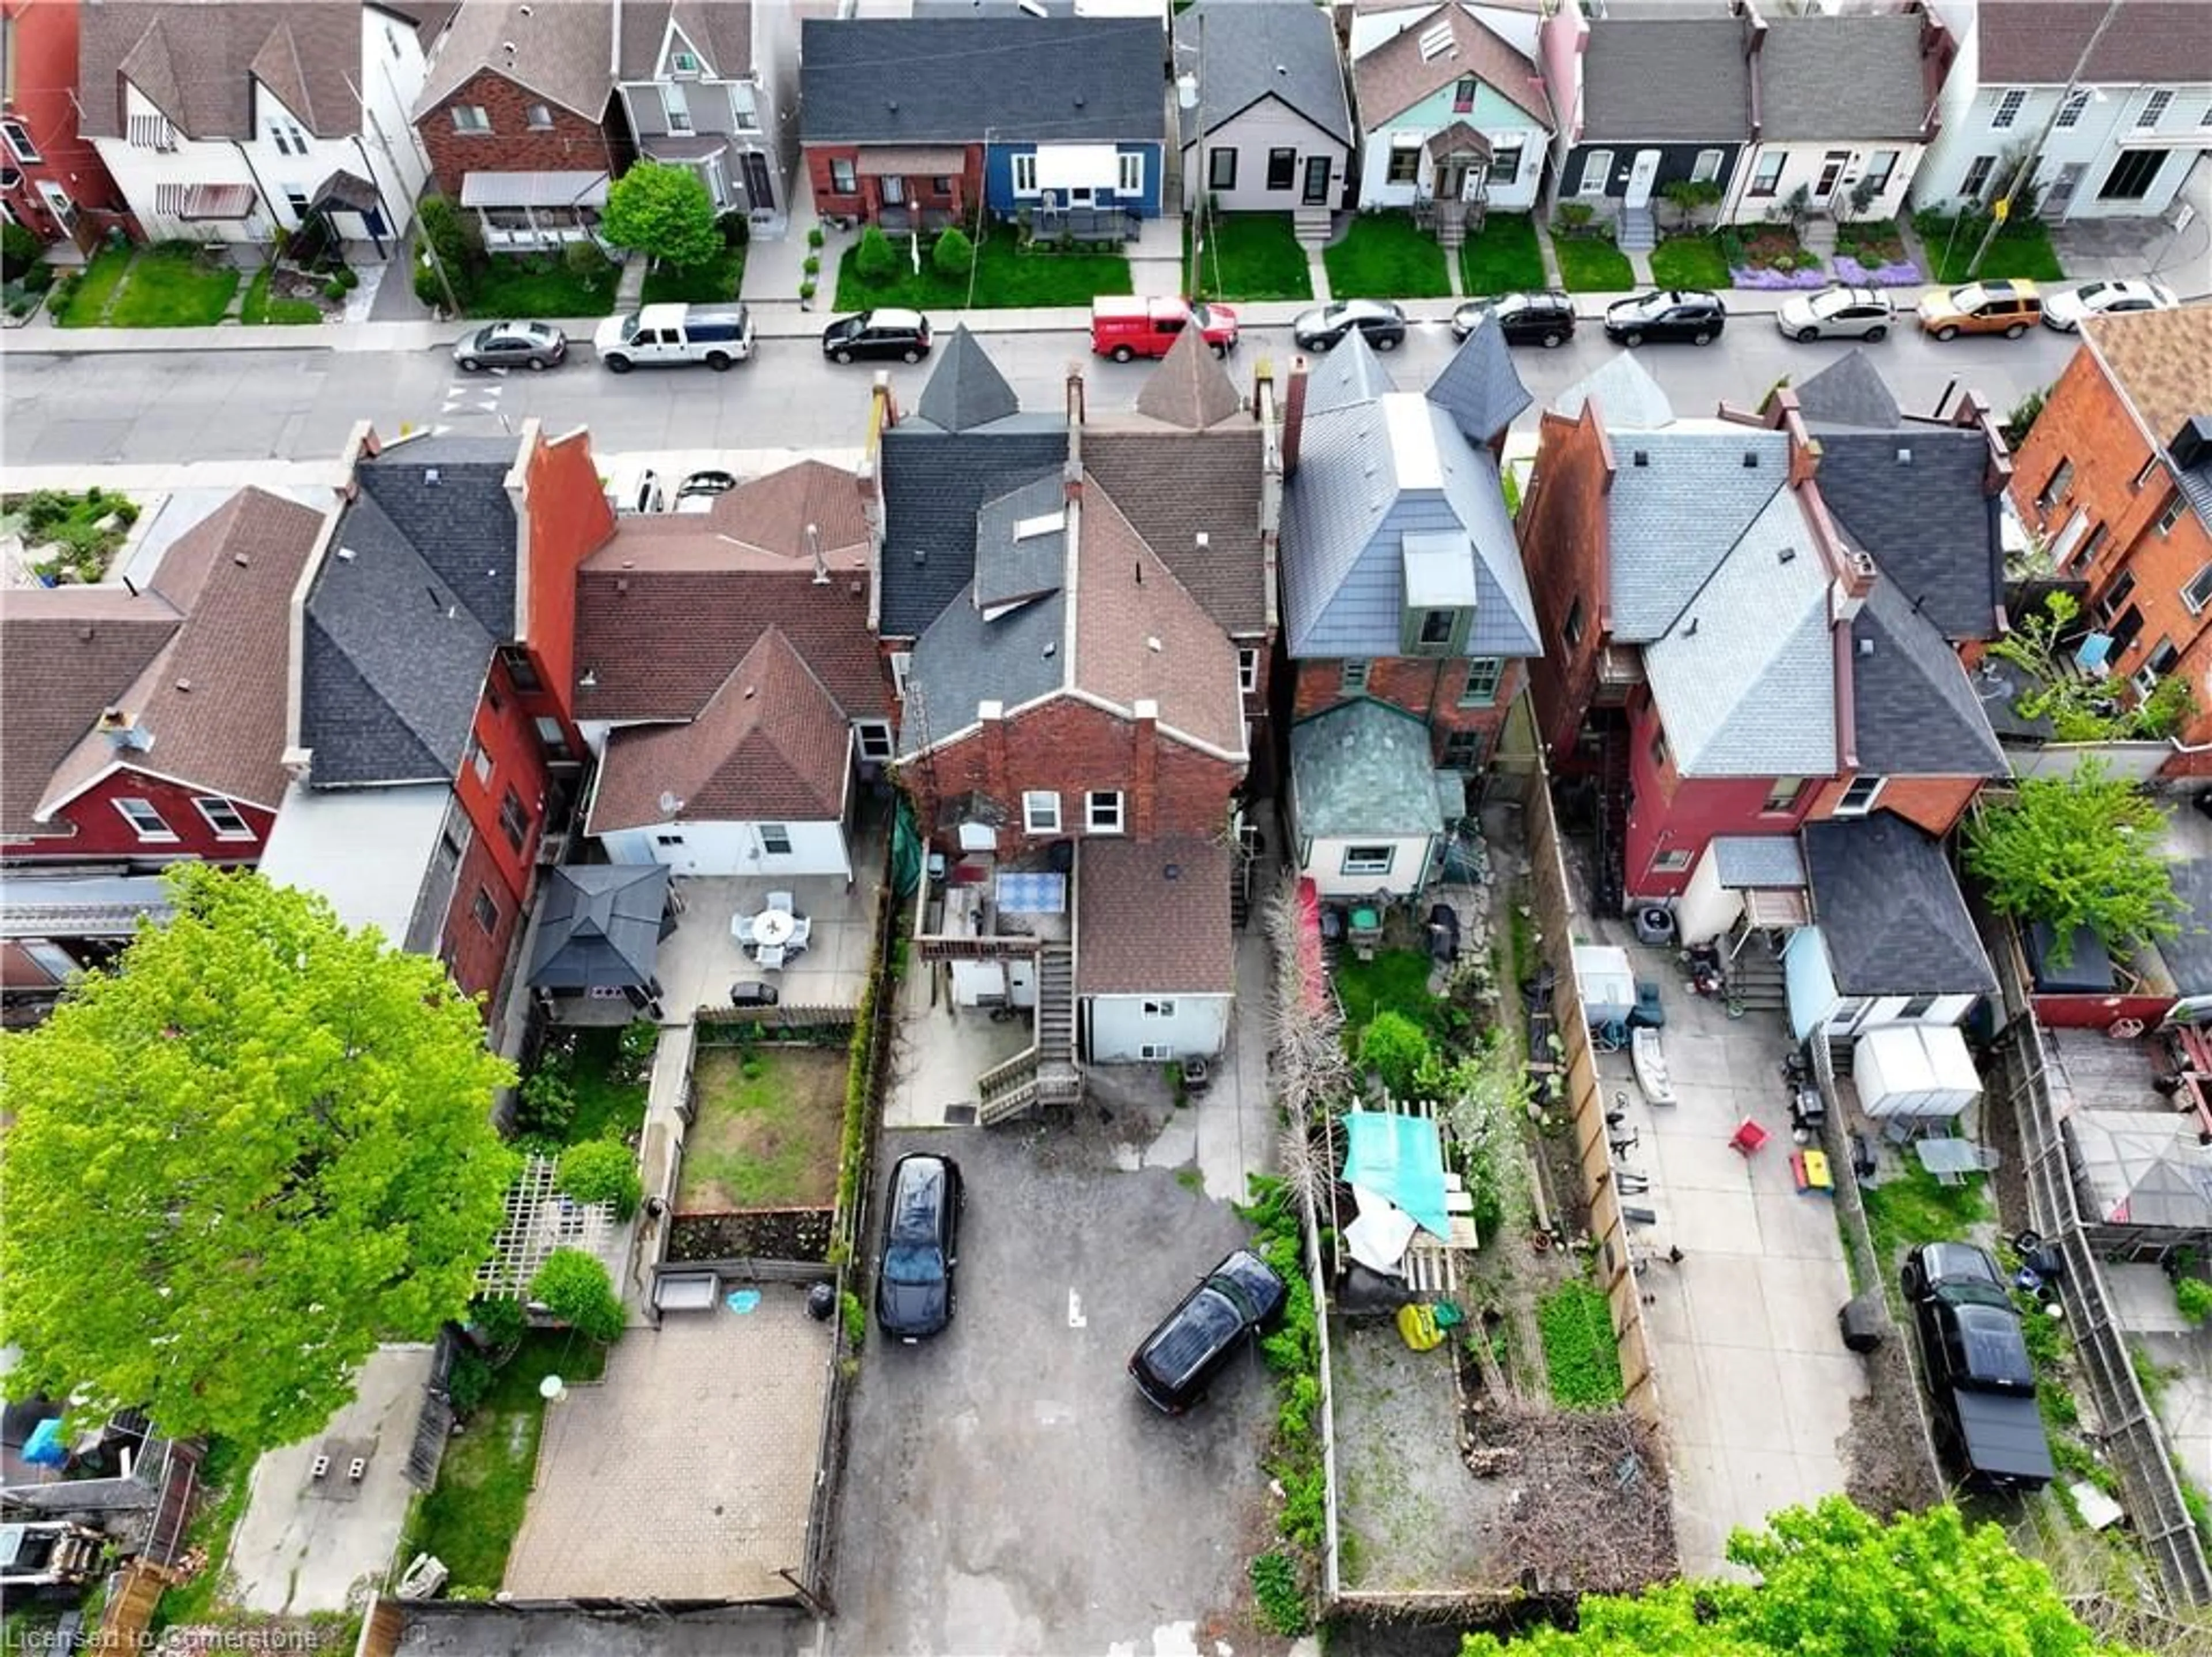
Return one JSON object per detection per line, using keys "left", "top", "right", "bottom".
{"left": 671, "top": 50, "right": 702, "bottom": 77}
{"left": 1418, "top": 610, "right": 1455, "bottom": 647}
{"left": 1400, "top": 531, "right": 1477, "bottom": 657}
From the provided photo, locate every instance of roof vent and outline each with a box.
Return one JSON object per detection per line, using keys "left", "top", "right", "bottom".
{"left": 1741, "top": 452, "right": 1759, "bottom": 468}
{"left": 1418, "top": 20, "right": 1453, "bottom": 59}
{"left": 1073, "top": 94, "right": 1086, "bottom": 108}
{"left": 743, "top": 684, "right": 756, "bottom": 699}
{"left": 1778, "top": 546, "right": 1796, "bottom": 564}
{"left": 425, "top": 468, "right": 441, "bottom": 485}
{"left": 1020, "top": 0, "right": 1048, "bottom": 14}
{"left": 175, "top": 678, "right": 191, "bottom": 693}
{"left": 887, "top": 99, "right": 898, "bottom": 112}
{"left": 914, "top": 547, "right": 926, "bottom": 563}
{"left": 232, "top": 554, "right": 250, "bottom": 568}
{"left": 616, "top": 577, "right": 629, "bottom": 593}
{"left": 1859, "top": 636, "right": 1875, "bottom": 656}
{"left": 1632, "top": 449, "right": 1649, "bottom": 467}
{"left": 336, "top": 546, "right": 356, "bottom": 562}
{"left": 1164, "top": 862, "right": 1182, "bottom": 880}
{"left": 1147, "top": 636, "right": 1162, "bottom": 652}
{"left": 1195, "top": 531, "right": 1209, "bottom": 550}
{"left": 1043, "top": 640, "right": 1057, "bottom": 657}
{"left": 1684, "top": 617, "right": 1699, "bottom": 637}
{"left": 1896, "top": 447, "right": 1913, "bottom": 464}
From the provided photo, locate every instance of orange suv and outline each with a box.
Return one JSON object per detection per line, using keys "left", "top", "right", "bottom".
{"left": 1916, "top": 279, "right": 2042, "bottom": 341}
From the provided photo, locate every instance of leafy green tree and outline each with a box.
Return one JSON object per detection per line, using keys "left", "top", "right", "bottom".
{"left": 1460, "top": 1499, "right": 2149, "bottom": 1657}
{"left": 932, "top": 227, "right": 975, "bottom": 277}
{"left": 0, "top": 867, "right": 514, "bottom": 1452}
{"left": 600, "top": 162, "right": 721, "bottom": 270}
{"left": 1658, "top": 178, "right": 1722, "bottom": 232}
{"left": 855, "top": 225, "right": 899, "bottom": 285}
{"left": 1965, "top": 759, "right": 2182, "bottom": 965}
{"left": 529, "top": 1248, "right": 626, "bottom": 1343}
{"left": 1357, "top": 1010, "right": 1432, "bottom": 1100}
{"left": 556, "top": 1139, "right": 643, "bottom": 1220}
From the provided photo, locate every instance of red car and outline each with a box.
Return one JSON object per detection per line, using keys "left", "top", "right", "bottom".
{"left": 1090, "top": 295, "right": 1239, "bottom": 362}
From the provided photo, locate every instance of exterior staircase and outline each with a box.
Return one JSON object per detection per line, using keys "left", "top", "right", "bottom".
{"left": 1432, "top": 200, "right": 1468, "bottom": 251}
{"left": 1616, "top": 207, "right": 1657, "bottom": 254}
{"left": 1725, "top": 929, "right": 1790, "bottom": 1016}
{"left": 976, "top": 943, "right": 1082, "bottom": 1125}
{"left": 1293, "top": 206, "right": 1333, "bottom": 249}
{"left": 1801, "top": 217, "right": 1839, "bottom": 260}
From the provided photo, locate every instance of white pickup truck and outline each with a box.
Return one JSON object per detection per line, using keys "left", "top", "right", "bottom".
{"left": 593, "top": 302, "right": 755, "bottom": 372}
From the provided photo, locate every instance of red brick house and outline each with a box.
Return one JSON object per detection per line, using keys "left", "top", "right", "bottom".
{"left": 260, "top": 421, "right": 612, "bottom": 1033}
{"left": 2, "top": 0, "right": 135, "bottom": 251}
{"left": 2006, "top": 306, "right": 2212, "bottom": 777}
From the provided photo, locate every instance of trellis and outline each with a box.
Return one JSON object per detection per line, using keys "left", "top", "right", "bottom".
{"left": 476, "top": 1154, "right": 619, "bottom": 1300}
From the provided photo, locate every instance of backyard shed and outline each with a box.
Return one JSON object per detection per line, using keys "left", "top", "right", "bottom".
{"left": 1853, "top": 1023, "right": 1981, "bottom": 1120}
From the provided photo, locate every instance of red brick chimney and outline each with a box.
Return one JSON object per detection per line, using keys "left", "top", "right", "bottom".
{"left": 1131, "top": 698, "right": 1160, "bottom": 839}
{"left": 1282, "top": 358, "right": 1310, "bottom": 478}
{"left": 1066, "top": 364, "right": 1086, "bottom": 426}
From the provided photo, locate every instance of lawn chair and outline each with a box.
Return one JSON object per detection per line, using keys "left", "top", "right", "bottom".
{"left": 765, "top": 890, "right": 796, "bottom": 917}
{"left": 756, "top": 943, "right": 786, "bottom": 971}
{"left": 787, "top": 914, "right": 812, "bottom": 951}
{"left": 1729, "top": 1118, "right": 1771, "bottom": 1157}
{"left": 733, "top": 913, "right": 758, "bottom": 945}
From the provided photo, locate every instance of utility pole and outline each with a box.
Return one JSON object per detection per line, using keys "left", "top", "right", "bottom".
{"left": 1182, "top": 12, "right": 1203, "bottom": 298}
{"left": 1968, "top": 0, "right": 2125, "bottom": 277}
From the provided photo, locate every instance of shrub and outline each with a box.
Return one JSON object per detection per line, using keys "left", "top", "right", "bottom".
{"left": 2177, "top": 1277, "right": 2212, "bottom": 1326}
{"left": 721, "top": 213, "right": 750, "bottom": 248}
{"left": 1539, "top": 1278, "right": 1626, "bottom": 1409}
{"left": 802, "top": 253, "right": 820, "bottom": 276}
{"left": 839, "top": 1288, "right": 866, "bottom": 1351}
{"left": 556, "top": 1139, "right": 643, "bottom": 1219}
{"left": 807, "top": 225, "right": 826, "bottom": 249}
{"left": 799, "top": 279, "right": 817, "bottom": 302}
{"left": 529, "top": 1247, "right": 626, "bottom": 1343}
{"left": 616, "top": 1017, "right": 659, "bottom": 1079}
{"left": 445, "top": 1350, "right": 495, "bottom": 1414}
{"left": 563, "top": 240, "right": 611, "bottom": 278}
{"left": 1555, "top": 202, "right": 1595, "bottom": 234}
{"left": 855, "top": 225, "right": 899, "bottom": 285}
{"left": 1249, "top": 1553, "right": 1309, "bottom": 1637}
{"left": 1, "top": 220, "right": 40, "bottom": 280}
{"left": 1358, "top": 1009, "right": 1432, "bottom": 1100}
{"left": 468, "top": 1294, "right": 528, "bottom": 1355}
{"left": 932, "top": 226, "right": 975, "bottom": 278}
{"left": 322, "top": 278, "right": 347, "bottom": 302}
{"left": 413, "top": 254, "right": 449, "bottom": 308}
{"left": 335, "top": 265, "right": 360, "bottom": 290}
{"left": 517, "top": 1064, "right": 577, "bottom": 1138}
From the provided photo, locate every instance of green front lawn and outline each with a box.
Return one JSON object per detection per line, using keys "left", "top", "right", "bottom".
{"left": 1457, "top": 213, "right": 1546, "bottom": 296}
{"left": 1189, "top": 213, "right": 1311, "bottom": 302}
{"left": 1914, "top": 212, "right": 2065, "bottom": 285}
{"left": 58, "top": 242, "right": 238, "bottom": 327}
{"left": 834, "top": 231, "right": 1130, "bottom": 312}
{"left": 54, "top": 245, "right": 130, "bottom": 325}
{"left": 1334, "top": 949, "right": 1441, "bottom": 1041}
{"left": 467, "top": 254, "right": 620, "bottom": 319}
{"left": 1324, "top": 211, "right": 1451, "bottom": 300}
{"left": 1649, "top": 233, "right": 1731, "bottom": 290}
{"left": 405, "top": 1333, "right": 607, "bottom": 1595}
{"left": 241, "top": 267, "right": 323, "bottom": 325}
{"left": 1552, "top": 234, "right": 1634, "bottom": 292}
{"left": 641, "top": 248, "right": 746, "bottom": 305}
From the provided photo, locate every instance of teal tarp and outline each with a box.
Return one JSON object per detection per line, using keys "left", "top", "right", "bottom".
{"left": 1340, "top": 1110, "right": 1450, "bottom": 1240}
{"left": 892, "top": 796, "right": 925, "bottom": 899}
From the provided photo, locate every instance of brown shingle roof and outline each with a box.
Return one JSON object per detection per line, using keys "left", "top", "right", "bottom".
{"left": 1, "top": 591, "right": 179, "bottom": 839}
{"left": 35, "top": 490, "right": 329, "bottom": 822}
{"left": 1085, "top": 429, "right": 1268, "bottom": 637}
{"left": 1135, "top": 326, "right": 1244, "bottom": 430}
{"left": 1978, "top": 2, "right": 2212, "bottom": 85}
{"left": 1073, "top": 478, "right": 1245, "bottom": 756}
{"left": 78, "top": 2, "right": 369, "bottom": 140}
{"left": 588, "top": 627, "right": 851, "bottom": 833}
{"left": 1076, "top": 836, "right": 1233, "bottom": 995}
{"left": 1353, "top": 5, "right": 1550, "bottom": 130}
{"left": 415, "top": 0, "right": 616, "bottom": 122}
{"left": 2086, "top": 305, "right": 2212, "bottom": 459}
{"left": 617, "top": 1, "right": 754, "bottom": 81}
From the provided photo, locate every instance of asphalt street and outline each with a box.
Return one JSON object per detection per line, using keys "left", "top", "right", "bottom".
{"left": 0, "top": 317, "right": 2075, "bottom": 469}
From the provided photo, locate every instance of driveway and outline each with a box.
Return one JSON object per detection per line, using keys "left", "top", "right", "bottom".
{"left": 828, "top": 1121, "right": 1281, "bottom": 1656}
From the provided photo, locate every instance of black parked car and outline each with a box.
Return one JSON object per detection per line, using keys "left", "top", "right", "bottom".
{"left": 1603, "top": 289, "right": 1726, "bottom": 347}
{"left": 876, "top": 1152, "right": 963, "bottom": 1342}
{"left": 1451, "top": 290, "right": 1577, "bottom": 347}
{"left": 1129, "top": 1248, "right": 1286, "bottom": 1414}
{"left": 822, "top": 308, "right": 933, "bottom": 364}
{"left": 1291, "top": 298, "right": 1406, "bottom": 353}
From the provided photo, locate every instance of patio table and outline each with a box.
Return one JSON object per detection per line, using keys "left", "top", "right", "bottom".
{"left": 752, "top": 909, "right": 797, "bottom": 950}
{"left": 1915, "top": 1137, "right": 2000, "bottom": 1186}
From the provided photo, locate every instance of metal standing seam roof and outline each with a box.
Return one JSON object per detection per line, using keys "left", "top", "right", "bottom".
{"left": 256, "top": 778, "right": 452, "bottom": 949}
{"left": 1847, "top": 578, "right": 2008, "bottom": 780}
{"left": 1580, "top": 17, "right": 1752, "bottom": 142}
{"left": 459, "top": 172, "right": 611, "bottom": 210}
{"left": 798, "top": 17, "right": 1166, "bottom": 145}
{"left": 1803, "top": 812, "right": 1997, "bottom": 999}
{"left": 1754, "top": 15, "right": 1932, "bottom": 142}
{"left": 1290, "top": 698, "right": 1448, "bottom": 841}
{"left": 1602, "top": 428, "right": 1791, "bottom": 642}
{"left": 1176, "top": 2, "right": 1354, "bottom": 146}
{"left": 1639, "top": 483, "right": 1837, "bottom": 779}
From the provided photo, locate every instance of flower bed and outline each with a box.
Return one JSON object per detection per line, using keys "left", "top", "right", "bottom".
{"left": 1723, "top": 224, "right": 1827, "bottom": 289}
{"left": 1834, "top": 254, "right": 1923, "bottom": 287}
{"left": 1730, "top": 263, "right": 1831, "bottom": 290}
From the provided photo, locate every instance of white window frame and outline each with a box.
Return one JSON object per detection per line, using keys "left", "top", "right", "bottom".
{"left": 194, "top": 797, "right": 254, "bottom": 839}
{"left": 451, "top": 104, "right": 491, "bottom": 134}
{"left": 1990, "top": 88, "right": 2027, "bottom": 130}
{"left": 115, "top": 797, "right": 176, "bottom": 841}
{"left": 662, "top": 86, "right": 694, "bottom": 134}
{"left": 1961, "top": 154, "right": 1996, "bottom": 198}
{"left": 1022, "top": 790, "right": 1060, "bottom": 834}
{"left": 1142, "top": 998, "right": 1176, "bottom": 1019}
{"left": 2, "top": 117, "right": 41, "bottom": 164}
{"left": 889, "top": 650, "right": 914, "bottom": 698}
{"left": 1652, "top": 848, "right": 1692, "bottom": 874}
{"left": 855, "top": 720, "right": 895, "bottom": 762}
{"left": 759, "top": 823, "right": 794, "bottom": 856}
{"left": 1139, "top": 1043, "right": 1173, "bottom": 1062}
{"left": 2056, "top": 89, "right": 2090, "bottom": 129}
{"left": 2137, "top": 89, "right": 2173, "bottom": 130}
{"left": 1012, "top": 153, "right": 1039, "bottom": 196}
{"left": 468, "top": 739, "right": 493, "bottom": 785}
{"left": 1577, "top": 149, "right": 1612, "bottom": 196}
{"left": 525, "top": 103, "right": 554, "bottom": 131}
{"left": 1833, "top": 774, "right": 1885, "bottom": 817}
{"left": 1117, "top": 150, "right": 1145, "bottom": 198}
{"left": 1341, "top": 844, "right": 1395, "bottom": 876}
{"left": 1086, "top": 790, "right": 1124, "bottom": 834}
{"left": 1863, "top": 149, "right": 1899, "bottom": 193}
{"left": 1691, "top": 148, "right": 1723, "bottom": 184}
{"left": 2182, "top": 562, "right": 2212, "bottom": 614}
{"left": 2160, "top": 493, "right": 2190, "bottom": 536}
{"left": 1459, "top": 657, "right": 1503, "bottom": 708}
{"left": 472, "top": 887, "right": 499, "bottom": 933}
{"left": 830, "top": 156, "right": 858, "bottom": 195}
{"left": 1237, "top": 646, "right": 1260, "bottom": 695}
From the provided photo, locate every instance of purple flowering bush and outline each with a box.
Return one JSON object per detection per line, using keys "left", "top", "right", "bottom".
{"left": 1834, "top": 254, "right": 1923, "bottom": 287}
{"left": 1729, "top": 264, "right": 1831, "bottom": 290}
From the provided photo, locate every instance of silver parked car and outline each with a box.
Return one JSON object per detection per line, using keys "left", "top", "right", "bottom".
{"left": 452, "top": 320, "right": 567, "bottom": 371}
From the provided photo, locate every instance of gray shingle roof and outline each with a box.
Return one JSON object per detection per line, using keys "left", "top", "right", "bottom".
{"left": 1550, "top": 353, "right": 1675, "bottom": 431}
{"left": 1135, "top": 326, "right": 1244, "bottom": 430}
{"left": 899, "top": 586, "right": 1067, "bottom": 757}
{"left": 616, "top": 2, "right": 753, "bottom": 82}
{"left": 1793, "top": 349, "right": 1901, "bottom": 432}
{"left": 975, "top": 476, "right": 1069, "bottom": 608}
{"left": 1582, "top": 18, "right": 1751, "bottom": 142}
{"left": 1176, "top": 2, "right": 1352, "bottom": 146}
{"left": 799, "top": 18, "right": 1165, "bottom": 144}
{"left": 1426, "top": 320, "right": 1532, "bottom": 449}
{"left": 1302, "top": 331, "right": 1399, "bottom": 415}
{"left": 1640, "top": 483, "right": 1836, "bottom": 778}
{"left": 1848, "top": 578, "right": 2008, "bottom": 779}
{"left": 1085, "top": 428, "right": 1268, "bottom": 637}
{"left": 1979, "top": 1, "right": 2212, "bottom": 86}
{"left": 1816, "top": 429, "right": 2003, "bottom": 642}
{"left": 1290, "top": 698, "right": 1446, "bottom": 840}
{"left": 878, "top": 423, "right": 1068, "bottom": 638}
{"left": 1712, "top": 835, "right": 1806, "bottom": 889}
{"left": 1604, "top": 428, "right": 1790, "bottom": 641}
{"left": 917, "top": 327, "right": 1021, "bottom": 433}
{"left": 1756, "top": 15, "right": 1930, "bottom": 142}
{"left": 1804, "top": 812, "right": 1997, "bottom": 998}
{"left": 1282, "top": 368, "right": 1540, "bottom": 660}
{"left": 357, "top": 437, "right": 518, "bottom": 635}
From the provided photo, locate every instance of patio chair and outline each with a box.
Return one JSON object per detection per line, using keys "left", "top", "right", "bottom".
{"left": 757, "top": 944, "right": 786, "bottom": 971}
{"left": 733, "top": 913, "right": 758, "bottom": 945}
{"left": 787, "top": 914, "right": 812, "bottom": 950}
{"left": 765, "top": 890, "right": 796, "bottom": 917}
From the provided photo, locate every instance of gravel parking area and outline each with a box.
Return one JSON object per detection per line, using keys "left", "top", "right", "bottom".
{"left": 1331, "top": 1319, "right": 1494, "bottom": 1591}
{"left": 828, "top": 1117, "right": 1281, "bottom": 1655}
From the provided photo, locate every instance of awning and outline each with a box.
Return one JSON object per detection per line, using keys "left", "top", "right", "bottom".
{"left": 310, "top": 169, "right": 379, "bottom": 214}
{"left": 459, "top": 171, "right": 611, "bottom": 211}
{"left": 180, "top": 183, "right": 258, "bottom": 221}
{"left": 642, "top": 134, "right": 727, "bottom": 163}
{"left": 1034, "top": 143, "right": 1119, "bottom": 191}
{"left": 1711, "top": 834, "right": 1806, "bottom": 890}
{"left": 857, "top": 145, "right": 966, "bottom": 177}
{"left": 1426, "top": 122, "right": 1492, "bottom": 161}
{"left": 0, "top": 872, "right": 172, "bottom": 939}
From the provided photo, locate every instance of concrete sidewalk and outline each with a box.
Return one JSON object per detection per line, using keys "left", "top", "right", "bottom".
{"left": 0, "top": 282, "right": 1940, "bottom": 357}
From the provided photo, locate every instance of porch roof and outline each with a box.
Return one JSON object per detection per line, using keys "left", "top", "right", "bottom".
{"left": 857, "top": 145, "right": 967, "bottom": 176}
{"left": 459, "top": 171, "right": 611, "bottom": 210}
{"left": 641, "top": 134, "right": 728, "bottom": 163}
{"left": 310, "top": 169, "right": 379, "bottom": 214}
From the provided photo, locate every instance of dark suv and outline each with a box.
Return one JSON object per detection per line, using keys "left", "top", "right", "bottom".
{"left": 822, "top": 308, "right": 933, "bottom": 364}
{"left": 1451, "top": 290, "right": 1577, "bottom": 347}
{"left": 1603, "top": 289, "right": 1726, "bottom": 346}
{"left": 876, "top": 1152, "right": 963, "bottom": 1342}
{"left": 1129, "top": 1249, "right": 1286, "bottom": 1414}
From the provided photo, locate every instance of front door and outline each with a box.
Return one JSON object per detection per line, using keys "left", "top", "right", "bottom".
{"left": 881, "top": 173, "right": 906, "bottom": 205}
{"left": 1623, "top": 149, "right": 1661, "bottom": 209}
{"left": 2044, "top": 161, "right": 2085, "bottom": 217}
{"left": 1434, "top": 160, "right": 1465, "bottom": 200}
{"left": 1302, "top": 154, "right": 1331, "bottom": 205}
{"left": 1815, "top": 149, "right": 1851, "bottom": 205}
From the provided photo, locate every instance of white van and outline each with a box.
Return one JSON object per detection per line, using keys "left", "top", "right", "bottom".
{"left": 593, "top": 303, "right": 755, "bottom": 372}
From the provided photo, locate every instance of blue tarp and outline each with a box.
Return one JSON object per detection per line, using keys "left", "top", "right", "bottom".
{"left": 22, "top": 1417, "right": 67, "bottom": 1466}
{"left": 1340, "top": 1110, "right": 1450, "bottom": 1240}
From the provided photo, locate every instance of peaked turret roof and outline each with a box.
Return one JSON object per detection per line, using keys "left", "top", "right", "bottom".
{"left": 1302, "top": 328, "right": 1398, "bottom": 415}
{"left": 1137, "top": 327, "right": 1244, "bottom": 430}
{"left": 1426, "top": 321, "right": 1531, "bottom": 448}
{"left": 916, "top": 326, "right": 1021, "bottom": 432}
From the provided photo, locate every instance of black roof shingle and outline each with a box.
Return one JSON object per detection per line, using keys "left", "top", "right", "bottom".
{"left": 1804, "top": 812, "right": 1997, "bottom": 999}
{"left": 1818, "top": 429, "right": 2002, "bottom": 642}
{"left": 878, "top": 423, "right": 1068, "bottom": 638}
{"left": 1849, "top": 578, "right": 2007, "bottom": 780}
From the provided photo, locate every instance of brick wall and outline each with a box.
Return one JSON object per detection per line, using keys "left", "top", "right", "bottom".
{"left": 1286, "top": 656, "right": 1524, "bottom": 766}
{"left": 1805, "top": 773, "right": 1980, "bottom": 838}
{"left": 3, "top": 765, "right": 275, "bottom": 864}
{"left": 805, "top": 142, "right": 983, "bottom": 225}
{"left": 440, "top": 817, "right": 522, "bottom": 1008}
{"left": 898, "top": 694, "right": 1241, "bottom": 854}
{"left": 418, "top": 69, "right": 628, "bottom": 198}
{"left": 518, "top": 425, "right": 615, "bottom": 729}
{"left": 454, "top": 666, "right": 551, "bottom": 910}
{"left": 1517, "top": 404, "right": 1615, "bottom": 762}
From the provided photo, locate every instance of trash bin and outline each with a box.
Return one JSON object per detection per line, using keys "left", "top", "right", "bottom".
{"left": 1838, "top": 1290, "right": 1885, "bottom": 1354}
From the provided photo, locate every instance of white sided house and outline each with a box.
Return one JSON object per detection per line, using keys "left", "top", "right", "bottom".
{"left": 1076, "top": 837, "right": 1234, "bottom": 1064}
{"left": 1175, "top": 2, "right": 1353, "bottom": 214}
{"left": 1351, "top": 3, "right": 1553, "bottom": 214}
{"left": 78, "top": 1, "right": 437, "bottom": 249}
